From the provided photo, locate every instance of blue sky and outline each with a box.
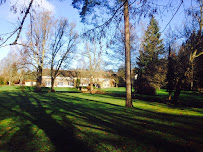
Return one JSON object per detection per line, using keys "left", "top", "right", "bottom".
{"left": 0, "top": 0, "right": 194, "bottom": 68}
{"left": 0, "top": 0, "right": 84, "bottom": 60}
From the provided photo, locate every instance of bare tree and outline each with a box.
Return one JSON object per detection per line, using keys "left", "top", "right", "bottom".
{"left": 22, "top": 11, "right": 54, "bottom": 91}
{"left": 82, "top": 41, "right": 102, "bottom": 93}
{"left": 50, "top": 19, "right": 78, "bottom": 92}
{"left": 0, "top": 50, "right": 19, "bottom": 85}
{"left": 0, "top": 0, "right": 34, "bottom": 47}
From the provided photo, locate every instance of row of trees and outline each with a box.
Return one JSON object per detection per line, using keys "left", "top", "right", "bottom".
{"left": 133, "top": 13, "right": 203, "bottom": 104}
{"left": 0, "top": 11, "right": 106, "bottom": 93}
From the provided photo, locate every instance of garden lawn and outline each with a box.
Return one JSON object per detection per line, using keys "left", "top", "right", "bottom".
{"left": 0, "top": 87, "right": 203, "bottom": 152}
{"left": 100, "top": 87, "right": 203, "bottom": 108}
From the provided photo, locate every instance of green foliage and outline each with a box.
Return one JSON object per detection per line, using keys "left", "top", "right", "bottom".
{"left": 0, "top": 76, "right": 5, "bottom": 85}
{"left": 76, "top": 79, "right": 80, "bottom": 88}
{"left": 72, "top": 0, "right": 108, "bottom": 23}
{"left": 166, "top": 45, "right": 176, "bottom": 93}
{"left": 177, "top": 31, "right": 203, "bottom": 90}
{"left": 136, "top": 16, "right": 165, "bottom": 91}
{"left": 142, "top": 16, "right": 164, "bottom": 56}
{"left": 117, "top": 66, "right": 126, "bottom": 87}
{"left": 134, "top": 78, "right": 156, "bottom": 95}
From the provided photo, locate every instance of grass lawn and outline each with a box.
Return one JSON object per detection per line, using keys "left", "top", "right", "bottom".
{"left": 100, "top": 87, "right": 203, "bottom": 108}
{"left": 0, "top": 86, "right": 203, "bottom": 152}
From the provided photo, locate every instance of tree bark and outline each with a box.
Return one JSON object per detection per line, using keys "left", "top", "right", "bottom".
{"left": 36, "top": 65, "right": 42, "bottom": 92}
{"left": 50, "top": 64, "right": 56, "bottom": 92}
{"left": 51, "top": 77, "right": 56, "bottom": 92}
{"left": 190, "top": 62, "right": 194, "bottom": 90}
{"left": 90, "top": 76, "right": 93, "bottom": 94}
{"left": 124, "top": 0, "right": 133, "bottom": 107}
{"left": 173, "top": 78, "right": 182, "bottom": 105}
{"left": 169, "top": 91, "right": 172, "bottom": 101}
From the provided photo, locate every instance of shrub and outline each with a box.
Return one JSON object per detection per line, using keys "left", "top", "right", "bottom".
{"left": 76, "top": 79, "right": 80, "bottom": 88}
{"left": 134, "top": 78, "right": 156, "bottom": 96}
{"left": 86, "top": 86, "right": 91, "bottom": 91}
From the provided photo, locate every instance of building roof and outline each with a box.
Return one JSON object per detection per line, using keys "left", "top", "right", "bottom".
{"left": 24, "top": 79, "right": 36, "bottom": 82}
{"left": 42, "top": 69, "right": 76, "bottom": 77}
{"left": 42, "top": 69, "right": 114, "bottom": 79}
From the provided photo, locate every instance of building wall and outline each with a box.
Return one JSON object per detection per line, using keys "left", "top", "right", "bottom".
{"left": 25, "top": 81, "right": 36, "bottom": 86}
{"left": 42, "top": 76, "right": 75, "bottom": 87}
{"left": 25, "top": 76, "right": 115, "bottom": 88}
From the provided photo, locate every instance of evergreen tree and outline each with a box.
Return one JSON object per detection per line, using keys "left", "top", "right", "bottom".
{"left": 135, "top": 16, "right": 164, "bottom": 93}
{"left": 166, "top": 45, "right": 176, "bottom": 101}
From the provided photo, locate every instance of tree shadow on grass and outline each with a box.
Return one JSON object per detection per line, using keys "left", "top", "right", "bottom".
{"left": 39, "top": 93, "right": 203, "bottom": 152}
{"left": 0, "top": 91, "right": 203, "bottom": 152}
{"left": 0, "top": 91, "right": 93, "bottom": 152}
{"left": 96, "top": 90, "right": 203, "bottom": 109}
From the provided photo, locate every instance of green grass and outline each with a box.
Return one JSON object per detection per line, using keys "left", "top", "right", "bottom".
{"left": 100, "top": 87, "right": 203, "bottom": 108}
{"left": 0, "top": 85, "right": 20, "bottom": 91}
{"left": 0, "top": 86, "right": 80, "bottom": 92}
{"left": 0, "top": 86, "right": 203, "bottom": 152}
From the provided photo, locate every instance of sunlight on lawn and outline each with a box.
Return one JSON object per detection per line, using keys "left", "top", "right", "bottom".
{"left": 0, "top": 117, "right": 55, "bottom": 152}
{"left": 0, "top": 89, "right": 202, "bottom": 152}
{"left": 67, "top": 93, "right": 203, "bottom": 117}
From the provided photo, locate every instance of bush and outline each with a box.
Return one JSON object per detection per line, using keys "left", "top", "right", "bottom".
{"left": 134, "top": 78, "right": 156, "bottom": 96}
{"left": 76, "top": 79, "right": 80, "bottom": 88}
{"left": 86, "top": 86, "right": 91, "bottom": 91}
{"left": 0, "top": 77, "right": 5, "bottom": 85}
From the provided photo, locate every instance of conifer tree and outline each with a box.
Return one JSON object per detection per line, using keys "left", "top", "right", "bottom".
{"left": 166, "top": 45, "right": 176, "bottom": 101}
{"left": 136, "top": 16, "right": 164, "bottom": 93}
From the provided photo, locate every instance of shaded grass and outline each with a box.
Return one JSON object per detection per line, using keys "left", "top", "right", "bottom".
{"left": 0, "top": 88, "right": 203, "bottom": 152}
{"left": 0, "top": 86, "right": 80, "bottom": 93}
{"left": 100, "top": 87, "right": 203, "bottom": 108}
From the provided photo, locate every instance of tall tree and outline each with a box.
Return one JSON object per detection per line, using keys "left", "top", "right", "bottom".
{"left": 124, "top": 0, "right": 132, "bottom": 107}
{"left": 166, "top": 44, "right": 176, "bottom": 101}
{"left": 82, "top": 41, "right": 102, "bottom": 93}
{"left": 50, "top": 18, "right": 78, "bottom": 92}
{"left": 22, "top": 11, "right": 54, "bottom": 91}
{"left": 172, "top": 0, "right": 203, "bottom": 103}
{"left": 0, "top": 50, "right": 21, "bottom": 85}
{"left": 136, "top": 16, "right": 164, "bottom": 92}
{"left": 72, "top": 0, "right": 133, "bottom": 107}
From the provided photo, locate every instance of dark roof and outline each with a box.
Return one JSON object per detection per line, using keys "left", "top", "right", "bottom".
{"left": 24, "top": 79, "right": 36, "bottom": 82}
{"left": 42, "top": 69, "right": 114, "bottom": 78}
{"left": 42, "top": 69, "right": 76, "bottom": 77}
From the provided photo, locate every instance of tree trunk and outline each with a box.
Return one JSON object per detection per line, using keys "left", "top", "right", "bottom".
{"left": 168, "top": 91, "right": 172, "bottom": 101}
{"left": 50, "top": 65, "right": 56, "bottom": 92}
{"left": 124, "top": 0, "right": 133, "bottom": 107}
{"left": 90, "top": 76, "right": 93, "bottom": 94}
{"left": 173, "top": 77, "right": 183, "bottom": 105}
{"left": 36, "top": 65, "right": 42, "bottom": 92}
{"left": 51, "top": 77, "right": 55, "bottom": 92}
{"left": 167, "top": 45, "right": 174, "bottom": 101}
{"left": 190, "top": 63, "right": 194, "bottom": 90}
{"left": 20, "top": 79, "right": 22, "bottom": 86}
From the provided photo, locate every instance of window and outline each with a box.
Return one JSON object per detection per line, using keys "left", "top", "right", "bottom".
{"left": 46, "top": 81, "right": 51, "bottom": 86}
{"left": 68, "top": 82, "right": 73, "bottom": 86}
{"left": 58, "top": 82, "right": 63, "bottom": 86}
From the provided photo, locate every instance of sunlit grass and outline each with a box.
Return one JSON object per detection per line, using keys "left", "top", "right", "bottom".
{"left": 0, "top": 86, "right": 202, "bottom": 152}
